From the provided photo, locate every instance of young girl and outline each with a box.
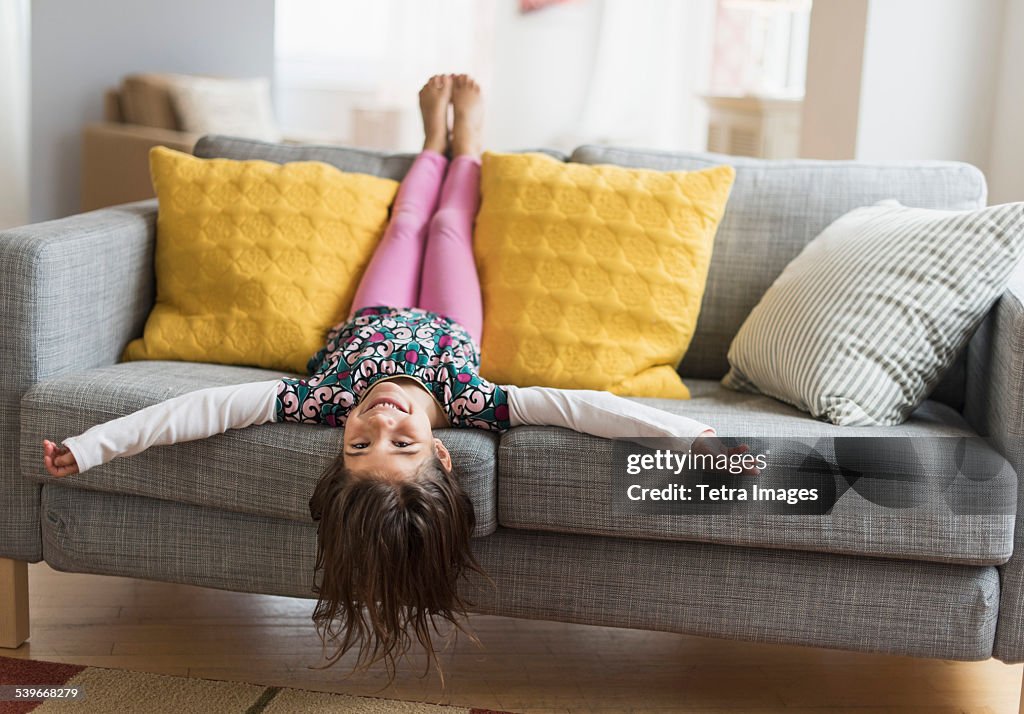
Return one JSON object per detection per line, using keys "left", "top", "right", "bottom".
{"left": 43, "top": 74, "right": 748, "bottom": 683}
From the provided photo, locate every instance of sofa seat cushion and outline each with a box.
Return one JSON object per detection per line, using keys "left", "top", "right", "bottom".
{"left": 498, "top": 379, "right": 1015, "bottom": 565}
{"left": 21, "top": 360, "right": 500, "bottom": 536}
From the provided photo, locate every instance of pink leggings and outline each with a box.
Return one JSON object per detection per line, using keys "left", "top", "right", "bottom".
{"left": 349, "top": 150, "right": 483, "bottom": 343}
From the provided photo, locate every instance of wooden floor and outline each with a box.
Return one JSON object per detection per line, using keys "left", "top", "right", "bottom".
{"left": 2, "top": 562, "right": 1022, "bottom": 713}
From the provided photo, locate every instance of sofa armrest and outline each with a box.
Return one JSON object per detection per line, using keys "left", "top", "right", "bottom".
{"left": 0, "top": 201, "right": 157, "bottom": 561}
{"left": 965, "top": 264, "right": 1024, "bottom": 661}
{"left": 965, "top": 266, "right": 1024, "bottom": 445}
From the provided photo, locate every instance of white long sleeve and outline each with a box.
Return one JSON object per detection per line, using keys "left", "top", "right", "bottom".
{"left": 503, "top": 384, "right": 715, "bottom": 448}
{"left": 62, "top": 379, "right": 281, "bottom": 473}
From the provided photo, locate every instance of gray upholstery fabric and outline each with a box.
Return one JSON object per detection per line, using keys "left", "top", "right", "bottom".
{"left": 499, "top": 379, "right": 1015, "bottom": 565}
{"left": 194, "top": 135, "right": 569, "bottom": 181}
{"left": 22, "top": 360, "right": 500, "bottom": 536}
{"left": 42, "top": 483, "right": 318, "bottom": 597}
{"left": 569, "top": 146, "right": 988, "bottom": 411}
{"left": 465, "top": 529, "right": 997, "bottom": 662}
{"left": 41, "top": 486, "right": 999, "bottom": 661}
{"left": 0, "top": 200, "right": 158, "bottom": 562}
{"left": 965, "top": 266, "right": 1024, "bottom": 661}
{"left": 194, "top": 135, "right": 418, "bottom": 182}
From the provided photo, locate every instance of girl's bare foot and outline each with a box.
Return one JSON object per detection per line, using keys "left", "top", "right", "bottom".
{"left": 450, "top": 74, "right": 483, "bottom": 158}
{"left": 419, "top": 74, "right": 451, "bottom": 154}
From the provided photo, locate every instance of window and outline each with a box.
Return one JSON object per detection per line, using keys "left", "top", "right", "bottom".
{"left": 711, "top": 0, "right": 812, "bottom": 97}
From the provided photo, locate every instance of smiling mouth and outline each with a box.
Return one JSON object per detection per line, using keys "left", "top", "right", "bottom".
{"left": 362, "top": 397, "right": 409, "bottom": 414}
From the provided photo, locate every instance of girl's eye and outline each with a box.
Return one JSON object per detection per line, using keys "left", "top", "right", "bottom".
{"left": 353, "top": 443, "right": 369, "bottom": 449}
{"left": 393, "top": 441, "right": 410, "bottom": 448}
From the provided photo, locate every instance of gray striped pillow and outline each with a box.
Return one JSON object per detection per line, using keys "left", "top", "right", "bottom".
{"left": 722, "top": 199, "right": 1024, "bottom": 426}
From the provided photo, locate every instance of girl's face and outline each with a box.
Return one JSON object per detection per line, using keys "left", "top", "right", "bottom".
{"left": 342, "top": 380, "right": 452, "bottom": 479}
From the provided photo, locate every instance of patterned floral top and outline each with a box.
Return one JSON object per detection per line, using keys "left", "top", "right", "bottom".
{"left": 275, "top": 306, "right": 511, "bottom": 432}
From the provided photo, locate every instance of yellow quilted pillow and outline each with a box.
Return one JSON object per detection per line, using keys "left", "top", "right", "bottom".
{"left": 474, "top": 152, "right": 734, "bottom": 398}
{"left": 122, "top": 146, "right": 398, "bottom": 373}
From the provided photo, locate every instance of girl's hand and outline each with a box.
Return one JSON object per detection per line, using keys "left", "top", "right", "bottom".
{"left": 43, "top": 439, "right": 79, "bottom": 478}
{"left": 691, "top": 435, "right": 761, "bottom": 476}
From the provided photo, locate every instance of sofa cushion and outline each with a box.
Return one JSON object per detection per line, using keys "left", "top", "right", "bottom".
{"left": 569, "top": 146, "right": 988, "bottom": 411}
{"left": 20, "top": 360, "right": 500, "bottom": 537}
{"left": 497, "top": 379, "right": 1016, "bottom": 565}
{"left": 193, "top": 135, "right": 571, "bottom": 181}
{"left": 168, "top": 76, "right": 282, "bottom": 143}
{"left": 195, "top": 135, "right": 419, "bottom": 180}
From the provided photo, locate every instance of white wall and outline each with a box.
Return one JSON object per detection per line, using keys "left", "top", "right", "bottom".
{"left": 801, "top": 0, "right": 1017, "bottom": 205}
{"left": 855, "top": 0, "right": 1004, "bottom": 168}
{"left": 0, "top": 0, "right": 29, "bottom": 230}
{"left": 798, "top": 0, "right": 868, "bottom": 160}
{"left": 988, "top": 0, "right": 1024, "bottom": 203}
{"left": 29, "top": 0, "right": 276, "bottom": 222}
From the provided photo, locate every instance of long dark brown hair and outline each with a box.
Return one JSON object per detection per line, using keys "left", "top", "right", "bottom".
{"left": 304, "top": 451, "right": 492, "bottom": 686}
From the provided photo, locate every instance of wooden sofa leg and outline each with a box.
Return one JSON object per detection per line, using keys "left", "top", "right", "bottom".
{"left": 1015, "top": 663, "right": 1024, "bottom": 712}
{"left": 0, "top": 558, "right": 30, "bottom": 648}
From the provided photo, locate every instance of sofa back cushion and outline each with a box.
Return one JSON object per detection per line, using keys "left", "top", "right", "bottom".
{"left": 570, "top": 146, "right": 987, "bottom": 410}
{"left": 194, "top": 134, "right": 418, "bottom": 179}
{"left": 193, "top": 137, "right": 983, "bottom": 409}
{"left": 194, "top": 135, "right": 571, "bottom": 178}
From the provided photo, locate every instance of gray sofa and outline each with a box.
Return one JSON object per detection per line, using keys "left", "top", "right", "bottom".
{"left": 3, "top": 136, "right": 1023, "bottom": 701}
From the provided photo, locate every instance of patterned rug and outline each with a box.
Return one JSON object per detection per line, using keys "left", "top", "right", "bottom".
{"left": 0, "top": 655, "right": 515, "bottom": 713}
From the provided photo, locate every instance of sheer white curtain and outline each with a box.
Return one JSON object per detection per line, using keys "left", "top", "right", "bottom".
{"left": 573, "top": 0, "right": 717, "bottom": 151}
{"left": 0, "top": 0, "right": 29, "bottom": 229}
{"left": 376, "top": 0, "right": 495, "bottom": 104}
{"left": 374, "top": 0, "right": 496, "bottom": 149}
{"left": 275, "top": 0, "right": 712, "bottom": 152}
{"left": 275, "top": 0, "right": 494, "bottom": 150}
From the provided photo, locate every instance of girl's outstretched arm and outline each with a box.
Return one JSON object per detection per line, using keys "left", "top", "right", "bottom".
{"left": 46, "top": 379, "right": 282, "bottom": 477}
{"left": 503, "top": 384, "right": 713, "bottom": 442}
{"left": 502, "top": 384, "right": 759, "bottom": 474}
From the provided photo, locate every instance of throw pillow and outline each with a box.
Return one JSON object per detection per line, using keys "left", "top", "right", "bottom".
{"left": 722, "top": 199, "right": 1024, "bottom": 425}
{"left": 167, "top": 75, "right": 281, "bottom": 142}
{"left": 121, "top": 146, "right": 399, "bottom": 373}
{"left": 474, "top": 151, "right": 735, "bottom": 398}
